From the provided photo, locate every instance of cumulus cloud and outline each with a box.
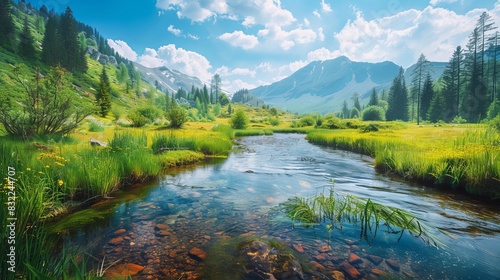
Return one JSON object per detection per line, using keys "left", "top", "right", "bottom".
{"left": 218, "top": 31, "right": 259, "bottom": 49}
{"left": 136, "top": 44, "right": 212, "bottom": 82}
{"left": 321, "top": 0, "right": 333, "bottom": 13}
{"left": 242, "top": 16, "right": 256, "bottom": 27}
{"left": 429, "top": 0, "right": 459, "bottom": 6}
{"left": 167, "top": 25, "right": 182, "bottom": 36}
{"left": 333, "top": 5, "right": 500, "bottom": 67}
{"left": 107, "top": 39, "right": 138, "bottom": 61}
{"left": 156, "top": 0, "right": 295, "bottom": 26}
{"left": 262, "top": 25, "right": 317, "bottom": 50}
{"left": 313, "top": 10, "right": 321, "bottom": 18}
{"left": 318, "top": 27, "right": 325, "bottom": 41}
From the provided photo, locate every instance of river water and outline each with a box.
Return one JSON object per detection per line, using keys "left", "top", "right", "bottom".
{"left": 63, "top": 134, "right": 500, "bottom": 279}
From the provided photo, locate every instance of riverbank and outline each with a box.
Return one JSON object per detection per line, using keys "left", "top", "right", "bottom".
{"left": 0, "top": 123, "right": 234, "bottom": 278}
{"left": 305, "top": 123, "right": 500, "bottom": 199}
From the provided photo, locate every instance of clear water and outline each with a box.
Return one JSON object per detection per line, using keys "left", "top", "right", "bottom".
{"left": 63, "top": 134, "right": 500, "bottom": 279}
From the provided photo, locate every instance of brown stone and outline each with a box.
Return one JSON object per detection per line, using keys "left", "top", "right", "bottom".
{"left": 385, "top": 259, "right": 400, "bottom": 271}
{"left": 108, "top": 237, "right": 124, "bottom": 245}
{"left": 156, "top": 230, "right": 171, "bottom": 236}
{"left": 309, "top": 261, "right": 325, "bottom": 271}
{"left": 366, "top": 255, "right": 383, "bottom": 265}
{"left": 293, "top": 243, "right": 304, "bottom": 253}
{"left": 319, "top": 245, "right": 331, "bottom": 252}
{"left": 315, "top": 253, "right": 328, "bottom": 262}
{"left": 341, "top": 261, "right": 361, "bottom": 279}
{"left": 155, "top": 224, "right": 170, "bottom": 230}
{"left": 169, "top": 250, "right": 178, "bottom": 258}
{"left": 371, "top": 268, "right": 386, "bottom": 276}
{"left": 203, "top": 235, "right": 211, "bottom": 240}
{"left": 104, "top": 263, "right": 144, "bottom": 278}
{"left": 348, "top": 253, "right": 362, "bottom": 264}
{"left": 114, "top": 229, "right": 126, "bottom": 235}
{"left": 332, "top": 270, "right": 346, "bottom": 280}
{"left": 188, "top": 247, "right": 206, "bottom": 260}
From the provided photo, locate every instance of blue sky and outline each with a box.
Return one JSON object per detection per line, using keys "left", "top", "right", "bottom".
{"left": 52, "top": 0, "right": 500, "bottom": 92}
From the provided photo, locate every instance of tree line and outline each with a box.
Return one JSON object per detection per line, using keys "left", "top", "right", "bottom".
{"left": 339, "top": 11, "right": 500, "bottom": 124}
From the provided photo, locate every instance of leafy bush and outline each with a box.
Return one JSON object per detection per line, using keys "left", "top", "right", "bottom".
{"left": 319, "top": 114, "right": 345, "bottom": 129}
{"left": 451, "top": 116, "right": 467, "bottom": 124}
{"left": 362, "top": 123, "right": 379, "bottom": 132}
{"left": 0, "top": 65, "right": 92, "bottom": 137}
{"left": 490, "top": 114, "right": 500, "bottom": 132}
{"left": 362, "top": 106, "right": 386, "bottom": 121}
{"left": 229, "top": 109, "right": 249, "bottom": 129}
{"left": 127, "top": 110, "right": 149, "bottom": 127}
{"left": 299, "top": 116, "right": 316, "bottom": 127}
{"left": 269, "top": 117, "right": 280, "bottom": 126}
{"left": 88, "top": 120, "right": 104, "bottom": 132}
{"left": 166, "top": 106, "right": 188, "bottom": 128}
{"left": 269, "top": 107, "right": 278, "bottom": 116}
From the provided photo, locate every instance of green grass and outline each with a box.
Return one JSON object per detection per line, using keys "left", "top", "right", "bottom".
{"left": 306, "top": 125, "right": 500, "bottom": 199}
{"left": 280, "top": 187, "right": 443, "bottom": 248}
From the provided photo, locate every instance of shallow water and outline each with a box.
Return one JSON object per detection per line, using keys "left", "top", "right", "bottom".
{"left": 63, "top": 134, "right": 500, "bottom": 279}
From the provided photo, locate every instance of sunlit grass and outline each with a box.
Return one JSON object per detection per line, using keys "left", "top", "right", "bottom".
{"left": 306, "top": 124, "right": 500, "bottom": 198}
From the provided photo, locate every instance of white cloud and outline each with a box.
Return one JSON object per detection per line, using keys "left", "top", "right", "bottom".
{"left": 167, "top": 25, "right": 182, "bottom": 36}
{"left": 242, "top": 16, "right": 256, "bottom": 27}
{"left": 318, "top": 27, "right": 325, "bottom": 41}
{"left": 261, "top": 25, "right": 317, "bottom": 50}
{"left": 187, "top": 34, "right": 200, "bottom": 40}
{"left": 332, "top": 5, "right": 500, "bottom": 67}
{"left": 429, "top": 0, "right": 459, "bottom": 6}
{"left": 218, "top": 30, "right": 259, "bottom": 49}
{"left": 303, "top": 18, "right": 310, "bottom": 27}
{"left": 321, "top": 0, "right": 333, "bottom": 13}
{"left": 216, "top": 66, "right": 256, "bottom": 77}
{"left": 107, "top": 39, "right": 138, "bottom": 61}
{"left": 307, "top": 47, "right": 340, "bottom": 61}
{"left": 156, "top": 0, "right": 295, "bottom": 27}
{"left": 313, "top": 10, "right": 321, "bottom": 18}
{"left": 136, "top": 44, "right": 212, "bottom": 82}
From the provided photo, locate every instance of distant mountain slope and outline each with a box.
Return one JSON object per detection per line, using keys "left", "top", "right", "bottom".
{"left": 249, "top": 56, "right": 447, "bottom": 114}
{"left": 134, "top": 63, "right": 205, "bottom": 94}
{"left": 249, "top": 56, "right": 401, "bottom": 114}
{"left": 404, "top": 61, "right": 447, "bottom": 85}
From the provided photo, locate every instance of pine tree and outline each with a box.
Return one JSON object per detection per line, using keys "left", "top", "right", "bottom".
{"left": 211, "top": 74, "right": 221, "bottom": 104}
{"left": 411, "top": 54, "right": 432, "bottom": 124}
{"left": 41, "top": 15, "right": 60, "bottom": 66}
{"left": 386, "top": 67, "right": 409, "bottom": 121}
{"left": 420, "top": 73, "right": 434, "bottom": 121}
{"left": 96, "top": 66, "right": 112, "bottom": 117}
{"left": 368, "top": 88, "right": 379, "bottom": 106}
{"left": 0, "top": 0, "right": 15, "bottom": 50}
{"left": 428, "top": 90, "right": 444, "bottom": 123}
{"left": 488, "top": 32, "right": 500, "bottom": 102}
{"left": 351, "top": 93, "right": 361, "bottom": 112}
{"left": 463, "top": 27, "right": 486, "bottom": 122}
{"left": 60, "top": 7, "right": 87, "bottom": 72}
{"left": 341, "top": 100, "right": 349, "bottom": 119}
{"left": 18, "top": 17, "right": 37, "bottom": 61}
{"left": 441, "top": 46, "right": 464, "bottom": 122}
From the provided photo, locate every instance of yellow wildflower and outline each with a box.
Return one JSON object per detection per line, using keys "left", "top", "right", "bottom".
{"left": 38, "top": 171, "right": 44, "bottom": 175}
{"left": 58, "top": 180, "right": 64, "bottom": 187}
{"left": 26, "top": 168, "right": 31, "bottom": 171}
{"left": 46, "top": 165, "right": 50, "bottom": 168}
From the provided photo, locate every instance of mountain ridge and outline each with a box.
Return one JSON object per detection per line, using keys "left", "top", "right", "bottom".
{"left": 249, "top": 56, "right": 445, "bottom": 114}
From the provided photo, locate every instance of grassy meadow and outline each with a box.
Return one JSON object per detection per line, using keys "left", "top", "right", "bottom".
{"left": 307, "top": 123, "right": 500, "bottom": 199}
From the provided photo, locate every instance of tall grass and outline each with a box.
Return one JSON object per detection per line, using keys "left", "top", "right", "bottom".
{"left": 307, "top": 126, "right": 500, "bottom": 199}
{"left": 280, "top": 187, "right": 442, "bottom": 248}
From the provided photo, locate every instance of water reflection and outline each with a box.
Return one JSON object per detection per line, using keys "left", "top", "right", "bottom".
{"left": 61, "top": 134, "right": 500, "bottom": 279}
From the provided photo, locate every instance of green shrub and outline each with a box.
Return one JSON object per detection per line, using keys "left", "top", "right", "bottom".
{"left": 299, "top": 116, "right": 316, "bottom": 127}
{"left": 362, "top": 106, "right": 386, "bottom": 121}
{"left": 490, "top": 114, "right": 500, "bottom": 132}
{"left": 127, "top": 110, "right": 149, "bottom": 127}
{"left": 320, "top": 114, "right": 345, "bottom": 129}
{"left": 362, "top": 123, "right": 379, "bottom": 132}
{"left": 88, "top": 120, "right": 105, "bottom": 132}
{"left": 269, "top": 117, "right": 280, "bottom": 126}
{"left": 166, "top": 106, "right": 188, "bottom": 128}
{"left": 451, "top": 116, "right": 467, "bottom": 124}
{"left": 229, "top": 109, "right": 249, "bottom": 129}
